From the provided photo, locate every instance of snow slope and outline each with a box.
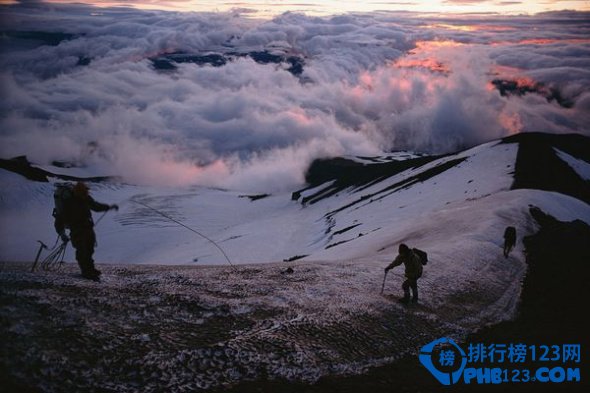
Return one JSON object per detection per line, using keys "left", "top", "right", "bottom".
{"left": 1, "top": 134, "right": 590, "bottom": 389}
{"left": 2, "top": 138, "right": 588, "bottom": 266}
{"left": 2, "top": 137, "right": 589, "bottom": 322}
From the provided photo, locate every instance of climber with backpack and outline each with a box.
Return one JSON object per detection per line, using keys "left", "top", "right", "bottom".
{"left": 384, "top": 243, "right": 428, "bottom": 304}
{"left": 53, "top": 181, "right": 118, "bottom": 281}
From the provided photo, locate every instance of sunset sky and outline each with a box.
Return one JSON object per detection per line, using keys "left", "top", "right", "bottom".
{"left": 2, "top": 0, "right": 590, "bottom": 16}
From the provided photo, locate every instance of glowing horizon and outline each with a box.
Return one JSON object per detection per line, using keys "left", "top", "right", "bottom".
{"left": 2, "top": 0, "right": 589, "bottom": 18}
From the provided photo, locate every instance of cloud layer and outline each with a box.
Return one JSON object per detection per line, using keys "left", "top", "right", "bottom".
{"left": 1, "top": 3, "right": 589, "bottom": 190}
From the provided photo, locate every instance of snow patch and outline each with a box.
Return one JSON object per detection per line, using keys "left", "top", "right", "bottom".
{"left": 555, "top": 148, "right": 590, "bottom": 181}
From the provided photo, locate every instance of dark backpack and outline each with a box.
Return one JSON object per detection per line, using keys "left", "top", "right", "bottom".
{"left": 413, "top": 248, "right": 428, "bottom": 265}
{"left": 53, "top": 183, "right": 75, "bottom": 228}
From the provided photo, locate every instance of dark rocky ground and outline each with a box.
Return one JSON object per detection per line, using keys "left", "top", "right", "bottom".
{"left": 0, "top": 261, "right": 453, "bottom": 392}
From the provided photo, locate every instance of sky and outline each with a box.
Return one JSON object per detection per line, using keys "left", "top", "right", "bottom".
{"left": 0, "top": 1, "right": 589, "bottom": 190}
{"left": 8, "top": 0, "right": 590, "bottom": 17}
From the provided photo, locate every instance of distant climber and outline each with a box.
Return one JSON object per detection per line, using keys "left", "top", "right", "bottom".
{"left": 385, "top": 244, "right": 425, "bottom": 303}
{"left": 53, "top": 182, "right": 118, "bottom": 281}
{"left": 503, "top": 226, "right": 517, "bottom": 258}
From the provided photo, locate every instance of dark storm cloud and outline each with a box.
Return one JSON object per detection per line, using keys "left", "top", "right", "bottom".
{"left": 0, "top": 3, "right": 588, "bottom": 190}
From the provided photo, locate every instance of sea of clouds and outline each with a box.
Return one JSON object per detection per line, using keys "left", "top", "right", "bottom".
{"left": 1, "top": 2, "right": 589, "bottom": 190}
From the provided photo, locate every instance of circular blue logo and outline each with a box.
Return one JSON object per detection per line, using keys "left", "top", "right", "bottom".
{"left": 419, "top": 337, "right": 467, "bottom": 385}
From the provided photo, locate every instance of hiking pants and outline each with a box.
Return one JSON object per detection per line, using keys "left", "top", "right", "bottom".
{"left": 70, "top": 226, "right": 97, "bottom": 275}
{"left": 503, "top": 240, "right": 515, "bottom": 257}
{"left": 402, "top": 278, "right": 418, "bottom": 300}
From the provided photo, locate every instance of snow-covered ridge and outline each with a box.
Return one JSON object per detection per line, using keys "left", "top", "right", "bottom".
{"left": 1, "top": 134, "right": 589, "bottom": 266}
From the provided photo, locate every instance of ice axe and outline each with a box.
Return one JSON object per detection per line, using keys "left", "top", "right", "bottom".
{"left": 31, "top": 240, "right": 48, "bottom": 272}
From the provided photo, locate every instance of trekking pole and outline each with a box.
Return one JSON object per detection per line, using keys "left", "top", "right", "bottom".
{"left": 130, "top": 199, "right": 236, "bottom": 271}
{"left": 94, "top": 210, "right": 109, "bottom": 227}
{"left": 380, "top": 270, "right": 388, "bottom": 294}
{"left": 31, "top": 240, "right": 48, "bottom": 272}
